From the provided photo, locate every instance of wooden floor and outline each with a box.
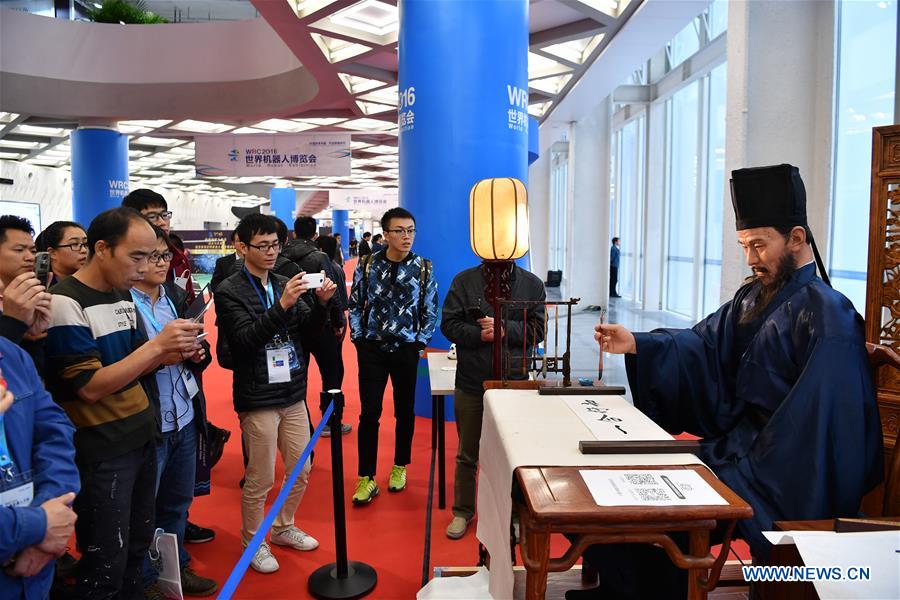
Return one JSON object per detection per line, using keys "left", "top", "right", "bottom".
{"left": 436, "top": 566, "right": 750, "bottom": 599}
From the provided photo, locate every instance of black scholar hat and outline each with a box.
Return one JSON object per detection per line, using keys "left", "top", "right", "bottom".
{"left": 730, "top": 164, "right": 807, "bottom": 231}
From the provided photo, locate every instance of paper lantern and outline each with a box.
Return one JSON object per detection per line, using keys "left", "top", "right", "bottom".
{"left": 469, "top": 177, "right": 529, "bottom": 261}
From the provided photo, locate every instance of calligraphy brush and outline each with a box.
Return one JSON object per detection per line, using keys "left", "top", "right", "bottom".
{"left": 598, "top": 307, "right": 607, "bottom": 381}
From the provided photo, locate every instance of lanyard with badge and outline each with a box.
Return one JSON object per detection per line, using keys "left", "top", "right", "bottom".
{"left": 0, "top": 369, "right": 34, "bottom": 508}
{"left": 243, "top": 268, "right": 300, "bottom": 384}
{"left": 131, "top": 290, "right": 200, "bottom": 400}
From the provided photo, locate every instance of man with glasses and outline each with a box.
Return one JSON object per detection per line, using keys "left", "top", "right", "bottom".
{"left": 123, "top": 189, "right": 195, "bottom": 301}
{"left": 0, "top": 215, "right": 52, "bottom": 377}
{"left": 348, "top": 207, "right": 438, "bottom": 505}
{"left": 215, "top": 214, "right": 337, "bottom": 574}
{"left": 132, "top": 225, "right": 217, "bottom": 598}
{"left": 45, "top": 207, "right": 203, "bottom": 599}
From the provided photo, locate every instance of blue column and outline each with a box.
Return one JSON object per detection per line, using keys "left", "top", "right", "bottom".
{"left": 399, "top": 0, "right": 529, "bottom": 349}
{"left": 71, "top": 127, "right": 129, "bottom": 226}
{"left": 269, "top": 187, "right": 295, "bottom": 228}
{"left": 332, "top": 209, "right": 349, "bottom": 256}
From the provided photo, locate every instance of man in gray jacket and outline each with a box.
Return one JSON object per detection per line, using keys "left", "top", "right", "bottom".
{"left": 440, "top": 263, "right": 545, "bottom": 539}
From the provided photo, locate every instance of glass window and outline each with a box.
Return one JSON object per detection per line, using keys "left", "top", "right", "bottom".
{"left": 613, "top": 115, "right": 646, "bottom": 302}
{"left": 708, "top": 0, "right": 728, "bottom": 40}
{"left": 830, "top": 0, "right": 897, "bottom": 312}
{"left": 668, "top": 18, "right": 701, "bottom": 69}
{"left": 550, "top": 149, "right": 569, "bottom": 272}
{"left": 703, "top": 63, "right": 727, "bottom": 315}
{"left": 665, "top": 81, "right": 701, "bottom": 317}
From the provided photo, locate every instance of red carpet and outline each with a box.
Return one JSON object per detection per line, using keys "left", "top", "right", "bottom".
{"left": 187, "top": 260, "right": 480, "bottom": 599}
{"left": 183, "top": 259, "right": 749, "bottom": 598}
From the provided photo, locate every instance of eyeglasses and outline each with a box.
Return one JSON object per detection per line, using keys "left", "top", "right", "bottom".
{"left": 386, "top": 228, "right": 416, "bottom": 237}
{"left": 53, "top": 242, "right": 89, "bottom": 252}
{"left": 245, "top": 242, "right": 282, "bottom": 254}
{"left": 144, "top": 211, "right": 173, "bottom": 221}
{"left": 149, "top": 251, "right": 174, "bottom": 263}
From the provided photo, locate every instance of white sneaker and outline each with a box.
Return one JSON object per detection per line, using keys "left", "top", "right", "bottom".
{"left": 249, "top": 542, "right": 280, "bottom": 574}
{"left": 270, "top": 526, "right": 320, "bottom": 551}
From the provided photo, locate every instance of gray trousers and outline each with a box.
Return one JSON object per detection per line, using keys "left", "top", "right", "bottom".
{"left": 452, "top": 388, "right": 485, "bottom": 520}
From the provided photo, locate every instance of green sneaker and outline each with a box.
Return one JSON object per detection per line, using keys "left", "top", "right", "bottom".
{"left": 388, "top": 465, "right": 407, "bottom": 492}
{"left": 352, "top": 476, "right": 379, "bottom": 505}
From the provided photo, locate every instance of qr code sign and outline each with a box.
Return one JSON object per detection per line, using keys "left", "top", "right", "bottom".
{"left": 636, "top": 488, "right": 671, "bottom": 502}
{"left": 624, "top": 474, "right": 658, "bottom": 486}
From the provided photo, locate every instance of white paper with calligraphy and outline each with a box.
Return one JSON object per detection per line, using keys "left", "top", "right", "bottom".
{"left": 580, "top": 469, "right": 727, "bottom": 507}
{"left": 194, "top": 133, "right": 351, "bottom": 177}
{"left": 563, "top": 396, "right": 673, "bottom": 441}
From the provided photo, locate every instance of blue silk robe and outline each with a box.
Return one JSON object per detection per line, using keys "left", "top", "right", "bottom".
{"left": 625, "top": 263, "right": 883, "bottom": 557}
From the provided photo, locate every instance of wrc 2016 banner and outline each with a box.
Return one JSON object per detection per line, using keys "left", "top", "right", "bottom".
{"left": 194, "top": 133, "right": 352, "bottom": 177}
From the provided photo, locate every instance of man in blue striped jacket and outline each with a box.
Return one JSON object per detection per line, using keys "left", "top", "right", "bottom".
{"left": 348, "top": 207, "right": 438, "bottom": 505}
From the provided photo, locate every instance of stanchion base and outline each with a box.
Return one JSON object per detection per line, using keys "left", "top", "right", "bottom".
{"left": 308, "top": 561, "right": 377, "bottom": 600}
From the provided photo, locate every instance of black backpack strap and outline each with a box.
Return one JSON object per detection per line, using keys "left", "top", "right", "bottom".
{"left": 360, "top": 253, "right": 374, "bottom": 334}
{"left": 417, "top": 258, "right": 432, "bottom": 333}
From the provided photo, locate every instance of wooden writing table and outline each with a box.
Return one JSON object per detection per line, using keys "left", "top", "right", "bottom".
{"left": 515, "top": 465, "right": 753, "bottom": 600}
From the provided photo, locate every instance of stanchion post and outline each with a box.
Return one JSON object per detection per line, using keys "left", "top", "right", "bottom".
{"left": 308, "top": 389, "right": 377, "bottom": 600}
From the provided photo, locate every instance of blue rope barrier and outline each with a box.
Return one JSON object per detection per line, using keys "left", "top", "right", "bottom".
{"left": 218, "top": 400, "right": 335, "bottom": 600}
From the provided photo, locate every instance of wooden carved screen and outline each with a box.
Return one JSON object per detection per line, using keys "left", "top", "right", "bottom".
{"left": 867, "top": 125, "right": 900, "bottom": 500}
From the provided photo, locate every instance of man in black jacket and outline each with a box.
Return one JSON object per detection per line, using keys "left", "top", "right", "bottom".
{"left": 357, "top": 232, "right": 372, "bottom": 258}
{"left": 282, "top": 216, "right": 350, "bottom": 436}
{"left": 214, "top": 214, "right": 336, "bottom": 574}
{"left": 440, "top": 263, "right": 546, "bottom": 539}
{"left": 132, "top": 226, "right": 217, "bottom": 598}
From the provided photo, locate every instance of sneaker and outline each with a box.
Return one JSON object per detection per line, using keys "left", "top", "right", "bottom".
{"left": 249, "top": 542, "right": 279, "bottom": 574}
{"left": 270, "top": 526, "right": 320, "bottom": 551}
{"left": 321, "top": 425, "right": 332, "bottom": 438}
{"left": 144, "top": 583, "right": 166, "bottom": 600}
{"left": 340, "top": 423, "right": 352, "bottom": 435}
{"left": 180, "top": 566, "right": 218, "bottom": 597}
{"left": 352, "top": 476, "right": 379, "bottom": 505}
{"left": 446, "top": 516, "right": 474, "bottom": 540}
{"left": 185, "top": 522, "right": 215, "bottom": 544}
{"left": 388, "top": 465, "right": 407, "bottom": 492}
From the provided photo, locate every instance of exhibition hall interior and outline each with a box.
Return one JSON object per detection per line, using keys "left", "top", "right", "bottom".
{"left": 0, "top": 0, "right": 899, "bottom": 599}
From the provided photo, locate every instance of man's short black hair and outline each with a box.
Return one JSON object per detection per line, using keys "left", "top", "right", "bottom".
{"left": 150, "top": 224, "right": 170, "bottom": 244}
{"left": 123, "top": 188, "right": 168, "bottom": 212}
{"left": 334, "top": 232, "right": 341, "bottom": 238}
{"left": 0, "top": 215, "right": 35, "bottom": 245}
{"left": 36, "top": 220, "right": 84, "bottom": 251}
{"left": 362, "top": 231, "right": 371, "bottom": 239}
{"left": 372, "top": 233, "right": 383, "bottom": 243}
{"left": 273, "top": 217, "right": 289, "bottom": 245}
{"left": 612, "top": 237, "right": 620, "bottom": 244}
{"left": 381, "top": 207, "right": 415, "bottom": 231}
{"left": 168, "top": 231, "right": 183, "bottom": 250}
{"left": 294, "top": 216, "right": 317, "bottom": 240}
{"left": 86, "top": 207, "right": 149, "bottom": 257}
{"left": 236, "top": 213, "right": 278, "bottom": 245}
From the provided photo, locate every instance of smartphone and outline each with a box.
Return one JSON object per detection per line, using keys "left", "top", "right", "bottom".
{"left": 34, "top": 251, "right": 51, "bottom": 286}
{"left": 301, "top": 272, "right": 325, "bottom": 289}
{"left": 186, "top": 295, "right": 214, "bottom": 323}
{"left": 467, "top": 307, "right": 487, "bottom": 321}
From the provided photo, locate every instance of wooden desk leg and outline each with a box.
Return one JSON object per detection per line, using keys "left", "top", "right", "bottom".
{"left": 522, "top": 521, "right": 550, "bottom": 600}
{"left": 438, "top": 395, "right": 446, "bottom": 510}
{"left": 688, "top": 529, "right": 710, "bottom": 600}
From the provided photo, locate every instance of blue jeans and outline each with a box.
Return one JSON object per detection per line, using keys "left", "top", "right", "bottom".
{"left": 143, "top": 420, "right": 197, "bottom": 586}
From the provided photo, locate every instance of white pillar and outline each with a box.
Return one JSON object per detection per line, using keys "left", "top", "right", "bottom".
{"left": 527, "top": 144, "right": 551, "bottom": 280}
{"left": 722, "top": 0, "right": 835, "bottom": 301}
{"left": 569, "top": 97, "right": 612, "bottom": 308}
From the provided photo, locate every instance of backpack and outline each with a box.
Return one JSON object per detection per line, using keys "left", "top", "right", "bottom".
{"left": 359, "top": 251, "right": 432, "bottom": 333}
